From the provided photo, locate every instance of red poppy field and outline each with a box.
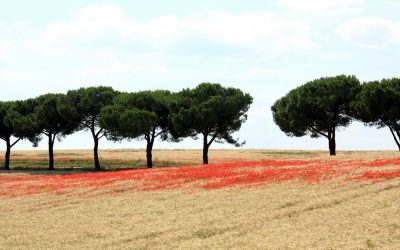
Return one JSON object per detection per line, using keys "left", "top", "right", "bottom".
{"left": 1, "top": 149, "right": 400, "bottom": 249}
{"left": 1, "top": 157, "right": 400, "bottom": 198}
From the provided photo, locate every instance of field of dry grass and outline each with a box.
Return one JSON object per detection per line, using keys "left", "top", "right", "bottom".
{"left": 1, "top": 149, "right": 400, "bottom": 249}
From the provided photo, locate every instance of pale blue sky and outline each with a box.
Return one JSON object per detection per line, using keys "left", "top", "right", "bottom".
{"left": 1, "top": 0, "right": 400, "bottom": 151}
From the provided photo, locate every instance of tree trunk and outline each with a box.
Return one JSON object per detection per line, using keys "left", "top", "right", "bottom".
{"left": 4, "top": 138, "right": 11, "bottom": 170}
{"left": 146, "top": 139, "right": 153, "bottom": 168}
{"left": 327, "top": 127, "right": 336, "bottom": 156}
{"left": 94, "top": 137, "right": 100, "bottom": 171}
{"left": 396, "top": 129, "right": 400, "bottom": 151}
{"left": 328, "top": 138, "right": 336, "bottom": 156}
{"left": 388, "top": 126, "right": 400, "bottom": 151}
{"left": 91, "top": 123, "right": 103, "bottom": 171}
{"left": 394, "top": 136, "right": 400, "bottom": 151}
{"left": 203, "top": 134, "right": 209, "bottom": 164}
{"left": 48, "top": 135, "right": 54, "bottom": 170}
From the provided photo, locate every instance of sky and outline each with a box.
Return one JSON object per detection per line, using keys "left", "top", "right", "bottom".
{"left": 0, "top": 0, "right": 400, "bottom": 152}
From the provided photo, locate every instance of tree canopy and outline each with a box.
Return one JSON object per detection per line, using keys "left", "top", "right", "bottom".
{"left": 0, "top": 100, "right": 38, "bottom": 170}
{"left": 99, "top": 90, "right": 173, "bottom": 168}
{"left": 171, "top": 83, "right": 253, "bottom": 164}
{"left": 61, "top": 86, "right": 119, "bottom": 170}
{"left": 34, "top": 94, "right": 81, "bottom": 170}
{"left": 352, "top": 78, "right": 400, "bottom": 150}
{"left": 271, "top": 75, "right": 361, "bottom": 155}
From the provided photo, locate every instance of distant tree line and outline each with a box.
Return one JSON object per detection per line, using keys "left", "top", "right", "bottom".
{"left": 0, "top": 83, "right": 253, "bottom": 170}
{"left": 271, "top": 75, "right": 400, "bottom": 155}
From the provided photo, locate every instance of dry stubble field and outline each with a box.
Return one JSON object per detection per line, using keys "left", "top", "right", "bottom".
{"left": 1, "top": 149, "right": 400, "bottom": 249}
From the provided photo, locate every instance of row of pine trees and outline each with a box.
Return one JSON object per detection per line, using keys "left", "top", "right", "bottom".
{"left": 272, "top": 75, "right": 400, "bottom": 155}
{"left": 3, "top": 75, "right": 398, "bottom": 171}
{"left": 0, "top": 83, "right": 252, "bottom": 170}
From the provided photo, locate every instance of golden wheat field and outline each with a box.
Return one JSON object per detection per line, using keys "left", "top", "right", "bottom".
{"left": 1, "top": 149, "right": 400, "bottom": 249}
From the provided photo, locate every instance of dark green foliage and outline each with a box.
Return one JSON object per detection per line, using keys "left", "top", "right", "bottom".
{"left": 0, "top": 102, "right": 16, "bottom": 137}
{"left": 171, "top": 83, "right": 253, "bottom": 164}
{"left": 34, "top": 93, "right": 81, "bottom": 170}
{"left": 0, "top": 102, "right": 21, "bottom": 170}
{"left": 0, "top": 100, "right": 38, "bottom": 170}
{"left": 352, "top": 78, "right": 400, "bottom": 150}
{"left": 12, "top": 99, "right": 40, "bottom": 145}
{"left": 100, "top": 90, "right": 173, "bottom": 168}
{"left": 271, "top": 75, "right": 361, "bottom": 155}
{"left": 60, "top": 86, "right": 118, "bottom": 170}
